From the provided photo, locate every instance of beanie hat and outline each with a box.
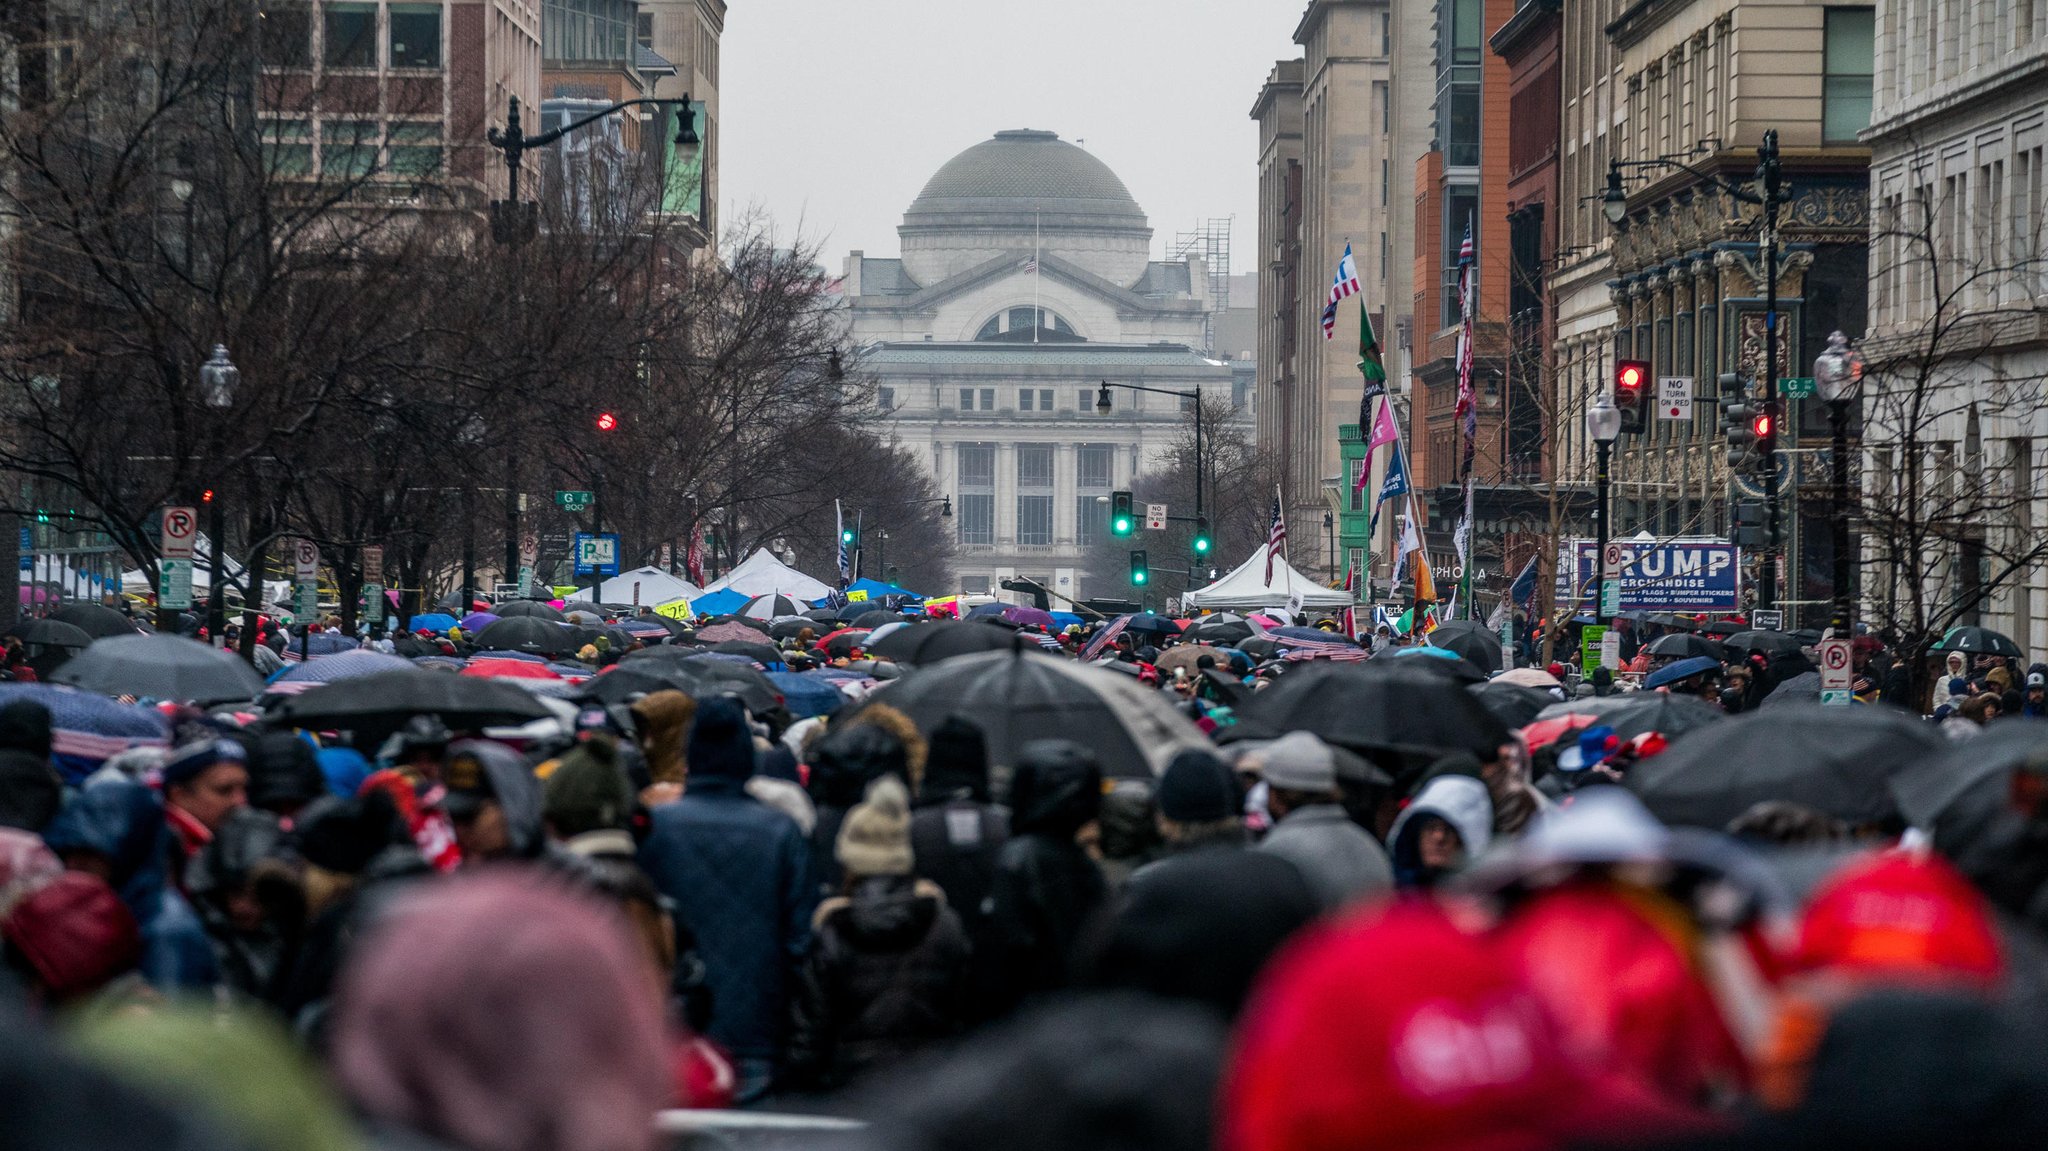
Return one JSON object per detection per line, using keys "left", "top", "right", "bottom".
{"left": 835, "top": 776, "right": 913, "bottom": 878}
{"left": 162, "top": 739, "right": 248, "bottom": 788}
{"left": 294, "top": 791, "right": 408, "bottom": 874}
{"left": 686, "top": 696, "right": 756, "bottom": 782}
{"left": 1797, "top": 851, "right": 2004, "bottom": 986}
{"left": 1, "top": 871, "right": 141, "bottom": 1003}
{"left": 922, "top": 715, "right": 991, "bottom": 803}
{"left": 1258, "top": 732, "right": 1337, "bottom": 793}
{"left": 1156, "top": 749, "right": 1237, "bottom": 823}
{"left": 542, "top": 738, "right": 635, "bottom": 839}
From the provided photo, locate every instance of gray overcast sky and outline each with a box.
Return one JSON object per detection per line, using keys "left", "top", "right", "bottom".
{"left": 718, "top": 0, "right": 1301, "bottom": 274}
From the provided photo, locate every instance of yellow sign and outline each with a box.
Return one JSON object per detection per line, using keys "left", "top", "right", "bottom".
{"left": 924, "top": 595, "right": 961, "bottom": 619}
{"left": 654, "top": 598, "right": 694, "bottom": 621}
{"left": 847, "top": 589, "right": 870, "bottom": 603}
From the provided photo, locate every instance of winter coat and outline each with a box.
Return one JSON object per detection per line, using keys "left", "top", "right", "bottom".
{"left": 183, "top": 806, "right": 294, "bottom": 1003}
{"left": 807, "top": 723, "right": 911, "bottom": 896}
{"left": 910, "top": 799, "right": 1009, "bottom": 944}
{"left": 987, "top": 747, "right": 1106, "bottom": 1013}
{"left": 1254, "top": 803, "right": 1394, "bottom": 910}
{"left": 0, "top": 700, "right": 61, "bottom": 832}
{"left": 1386, "top": 774, "right": 1495, "bottom": 889}
{"left": 628, "top": 690, "right": 694, "bottom": 786}
{"left": 637, "top": 774, "right": 816, "bottom": 1064}
{"left": 786, "top": 876, "right": 971, "bottom": 1090}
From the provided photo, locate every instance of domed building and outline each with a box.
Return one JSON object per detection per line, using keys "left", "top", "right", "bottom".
{"left": 844, "top": 130, "right": 1251, "bottom": 605}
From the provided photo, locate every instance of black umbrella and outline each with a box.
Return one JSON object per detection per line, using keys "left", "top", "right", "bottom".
{"left": 1184, "top": 613, "right": 1255, "bottom": 646}
{"left": 1890, "top": 720, "right": 2048, "bottom": 831}
{"left": 1722, "top": 630, "right": 1804, "bottom": 656}
{"left": 1227, "top": 662, "right": 1511, "bottom": 763}
{"left": 856, "top": 647, "right": 1210, "bottom": 779}
{"left": 272, "top": 668, "right": 553, "bottom": 735}
{"left": 1427, "top": 620, "right": 1503, "bottom": 674}
{"left": 712, "top": 640, "right": 784, "bottom": 666}
{"left": 1759, "top": 670, "right": 1822, "bottom": 709}
{"left": 1368, "top": 646, "right": 1489, "bottom": 684}
{"left": 854, "top": 610, "right": 900, "bottom": 629}
{"left": 49, "top": 602, "right": 143, "bottom": 640}
{"left": 1121, "top": 612, "right": 1181, "bottom": 637}
{"left": 1645, "top": 632, "right": 1728, "bottom": 662}
{"left": 803, "top": 607, "right": 842, "bottom": 622}
{"left": 675, "top": 656, "right": 781, "bottom": 714}
{"left": 867, "top": 621, "right": 1020, "bottom": 666}
{"left": 1539, "top": 692, "right": 1726, "bottom": 740}
{"left": 51, "top": 633, "right": 266, "bottom": 704}
{"left": 473, "top": 616, "right": 573, "bottom": 656}
{"left": 1646, "top": 613, "right": 1697, "bottom": 630}
{"left": 769, "top": 618, "right": 816, "bottom": 640}
{"left": 1931, "top": 625, "right": 2025, "bottom": 659}
{"left": 493, "top": 599, "right": 568, "bottom": 622}
{"left": 1699, "top": 618, "right": 1750, "bottom": 638}
{"left": 577, "top": 666, "right": 699, "bottom": 705}
{"left": 9, "top": 618, "right": 93, "bottom": 649}
{"left": 1470, "top": 680, "right": 1558, "bottom": 729}
{"left": 1626, "top": 703, "right": 1944, "bottom": 830}
{"left": 821, "top": 630, "right": 870, "bottom": 659}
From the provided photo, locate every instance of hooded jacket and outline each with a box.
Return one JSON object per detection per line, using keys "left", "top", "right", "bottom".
{"left": 807, "top": 722, "right": 911, "bottom": 895}
{"left": 628, "top": 690, "right": 694, "bottom": 786}
{"left": 38, "top": 780, "right": 220, "bottom": 992}
{"left": 0, "top": 700, "right": 61, "bottom": 832}
{"left": 183, "top": 805, "right": 294, "bottom": 1001}
{"left": 988, "top": 740, "right": 1106, "bottom": 1014}
{"left": 787, "top": 876, "right": 972, "bottom": 1090}
{"left": 444, "top": 740, "right": 545, "bottom": 860}
{"left": 1386, "top": 773, "right": 1495, "bottom": 889}
{"left": 909, "top": 717, "right": 1010, "bottom": 1022}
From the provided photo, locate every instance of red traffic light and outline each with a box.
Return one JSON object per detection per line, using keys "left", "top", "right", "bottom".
{"left": 1753, "top": 411, "right": 1773, "bottom": 438}
{"left": 594, "top": 412, "right": 618, "bottom": 432}
{"left": 1615, "top": 360, "right": 1648, "bottom": 394}
{"left": 201, "top": 489, "right": 214, "bottom": 503}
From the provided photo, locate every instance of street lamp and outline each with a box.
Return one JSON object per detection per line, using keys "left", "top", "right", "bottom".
{"left": 1587, "top": 393, "right": 1622, "bottom": 623}
{"left": 1600, "top": 164, "right": 1630, "bottom": 227}
{"left": 1814, "top": 330, "right": 1866, "bottom": 636}
{"left": 1323, "top": 510, "right": 1335, "bottom": 581}
{"left": 484, "top": 94, "right": 698, "bottom": 244}
{"left": 1098, "top": 379, "right": 1204, "bottom": 569}
{"left": 197, "top": 346, "right": 238, "bottom": 644}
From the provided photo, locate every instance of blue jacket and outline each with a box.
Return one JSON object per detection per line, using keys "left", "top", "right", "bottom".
{"left": 39, "top": 780, "right": 220, "bottom": 992}
{"left": 638, "top": 776, "right": 815, "bottom": 1063}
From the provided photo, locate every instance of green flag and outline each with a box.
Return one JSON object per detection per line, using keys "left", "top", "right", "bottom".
{"left": 1358, "top": 305, "right": 1387, "bottom": 386}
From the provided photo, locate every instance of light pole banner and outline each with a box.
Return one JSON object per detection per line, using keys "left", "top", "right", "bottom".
{"left": 1555, "top": 538, "right": 1741, "bottom": 613}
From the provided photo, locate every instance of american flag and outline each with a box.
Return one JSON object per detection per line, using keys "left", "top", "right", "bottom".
{"left": 1453, "top": 217, "right": 1478, "bottom": 477}
{"left": 1020, "top": 257, "right": 1037, "bottom": 274}
{"left": 1264, "top": 499, "right": 1289, "bottom": 585}
{"left": 685, "top": 525, "right": 704, "bottom": 585}
{"left": 1319, "top": 243, "right": 1361, "bottom": 340}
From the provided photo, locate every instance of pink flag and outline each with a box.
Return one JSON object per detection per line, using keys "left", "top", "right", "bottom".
{"left": 1352, "top": 395, "right": 1404, "bottom": 497}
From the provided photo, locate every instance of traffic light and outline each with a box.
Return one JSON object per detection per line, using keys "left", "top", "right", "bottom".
{"left": 1110, "top": 491, "right": 1134, "bottom": 537}
{"left": 1733, "top": 500, "right": 1766, "bottom": 548}
{"left": 1614, "top": 359, "right": 1650, "bottom": 434}
{"left": 1129, "top": 549, "right": 1149, "bottom": 586}
{"left": 1752, "top": 402, "right": 1777, "bottom": 456}
{"left": 594, "top": 411, "right": 618, "bottom": 432}
{"left": 1720, "top": 373, "right": 1755, "bottom": 466}
{"left": 1192, "top": 516, "right": 1211, "bottom": 556}
{"left": 201, "top": 489, "right": 214, "bottom": 504}
{"left": 840, "top": 526, "right": 858, "bottom": 549}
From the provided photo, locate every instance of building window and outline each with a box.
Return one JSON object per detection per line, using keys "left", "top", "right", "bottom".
{"left": 257, "top": 4, "right": 311, "bottom": 67}
{"left": 636, "top": 9, "right": 653, "bottom": 48}
{"left": 1451, "top": 0, "right": 1482, "bottom": 63}
{"left": 958, "top": 388, "right": 974, "bottom": 411}
{"left": 1017, "top": 444, "right": 1054, "bottom": 546}
{"left": 1076, "top": 443, "right": 1114, "bottom": 547}
{"left": 323, "top": 3, "right": 377, "bottom": 68}
{"left": 1443, "top": 85, "right": 1481, "bottom": 167}
{"left": 1018, "top": 388, "right": 1051, "bottom": 412}
{"left": 877, "top": 387, "right": 895, "bottom": 410}
{"left": 1018, "top": 389, "right": 1035, "bottom": 412}
{"left": 1349, "top": 458, "right": 1368, "bottom": 512}
{"left": 1083, "top": 388, "right": 1110, "bottom": 411}
{"left": 980, "top": 387, "right": 995, "bottom": 410}
{"left": 389, "top": 4, "right": 441, "bottom": 69}
{"left": 1442, "top": 186, "right": 1478, "bottom": 326}
{"left": 957, "top": 444, "right": 995, "bottom": 546}
{"left": 1077, "top": 445, "right": 1114, "bottom": 489}
{"left": 1823, "top": 8, "right": 1875, "bottom": 143}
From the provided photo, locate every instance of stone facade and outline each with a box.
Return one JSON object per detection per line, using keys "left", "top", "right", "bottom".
{"left": 843, "top": 130, "right": 1243, "bottom": 604}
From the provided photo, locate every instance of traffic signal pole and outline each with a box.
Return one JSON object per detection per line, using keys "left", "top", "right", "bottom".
{"left": 1757, "top": 129, "right": 1784, "bottom": 610}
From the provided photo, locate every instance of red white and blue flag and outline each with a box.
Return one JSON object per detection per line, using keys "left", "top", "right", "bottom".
{"left": 1453, "top": 217, "right": 1478, "bottom": 477}
{"left": 1264, "top": 496, "right": 1289, "bottom": 586}
{"left": 1319, "top": 243, "right": 1361, "bottom": 340}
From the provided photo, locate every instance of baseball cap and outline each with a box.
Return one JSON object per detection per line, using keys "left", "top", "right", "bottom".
{"left": 2028, "top": 672, "right": 2044, "bottom": 689}
{"left": 439, "top": 747, "right": 498, "bottom": 822}
{"left": 1797, "top": 851, "right": 2003, "bottom": 987}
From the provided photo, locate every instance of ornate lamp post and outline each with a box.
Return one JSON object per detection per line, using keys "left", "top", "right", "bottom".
{"left": 1813, "top": 330, "right": 1866, "bottom": 635}
{"left": 1586, "top": 393, "right": 1622, "bottom": 623}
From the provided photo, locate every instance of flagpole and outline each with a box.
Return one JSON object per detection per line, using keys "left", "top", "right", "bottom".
{"left": 1033, "top": 210, "right": 1042, "bottom": 345}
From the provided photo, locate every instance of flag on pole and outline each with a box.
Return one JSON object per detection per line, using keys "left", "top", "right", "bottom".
{"left": 1358, "top": 301, "right": 1387, "bottom": 393}
{"left": 1353, "top": 396, "right": 1403, "bottom": 500}
{"left": 1319, "top": 244, "right": 1361, "bottom": 340}
{"left": 685, "top": 524, "right": 705, "bottom": 586}
{"left": 1263, "top": 496, "right": 1289, "bottom": 586}
{"left": 1413, "top": 550, "right": 1438, "bottom": 606}
{"left": 835, "top": 499, "right": 851, "bottom": 588}
{"left": 1392, "top": 515, "right": 1421, "bottom": 587}
{"left": 1369, "top": 445, "right": 1409, "bottom": 537}
{"left": 1453, "top": 216, "right": 1479, "bottom": 478}
{"left": 1339, "top": 563, "right": 1360, "bottom": 640}
{"left": 1508, "top": 552, "right": 1539, "bottom": 609}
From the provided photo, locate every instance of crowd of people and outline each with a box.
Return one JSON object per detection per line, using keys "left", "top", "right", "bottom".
{"left": 3, "top": 592, "right": 2048, "bottom": 1151}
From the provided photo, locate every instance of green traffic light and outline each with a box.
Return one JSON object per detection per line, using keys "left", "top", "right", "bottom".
{"left": 1193, "top": 537, "right": 1210, "bottom": 553}
{"left": 1133, "top": 571, "right": 1147, "bottom": 585}
{"left": 1113, "top": 517, "right": 1132, "bottom": 534}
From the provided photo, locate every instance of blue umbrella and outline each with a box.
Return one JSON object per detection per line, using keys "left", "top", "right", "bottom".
{"left": 276, "top": 650, "right": 411, "bottom": 684}
{"left": 690, "top": 588, "right": 749, "bottom": 616}
{"left": 766, "top": 671, "right": 847, "bottom": 719}
{"left": 0, "top": 683, "right": 170, "bottom": 783}
{"left": 408, "top": 613, "right": 460, "bottom": 634}
{"left": 410, "top": 656, "right": 468, "bottom": 671}
{"left": 294, "top": 632, "right": 359, "bottom": 657}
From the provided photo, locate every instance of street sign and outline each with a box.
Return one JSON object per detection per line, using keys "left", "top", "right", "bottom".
{"left": 517, "top": 565, "right": 535, "bottom": 592}
{"left": 1751, "top": 608, "right": 1784, "bottom": 631}
{"left": 294, "top": 538, "right": 320, "bottom": 580}
{"left": 539, "top": 532, "right": 571, "bottom": 561}
{"left": 362, "top": 545, "right": 384, "bottom": 585}
{"left": 1580, "top": 624, "right": 1607, "bottom": 672}
{"left": 295, "top": 579, "right": 319, "bottom": 620}
{"left": 161, "top": 507, "right": 198, "bottom": 560}
{"left": 555, "top": 490, "right": 595, "bottom": 511}
{"left": 1559, "top": 538, "right": 1741, "bottom": 613}
{"left": 1819, "top": 638, "right": 1853, "bottom": 705}
{"left": 1601, "top": 579, "right": 1621, "bottom": 618}
{"left": 519, "top": 532, "right": 540, "bottom": 566}
{"left": 158, "top": 558, "right": 194, "bottom": 610}
{"left": 362, "top": 583, "right": 386, "bottom": 624}
{"left": 846, "top": 589, "right": 870, "bottom": 603}
{"left": 573, "top": 532, "right": 620, "bottom": 576}
{"left": 1599, "top": 628, "right": 1622, "bottom": 671}
{"left": 1657, "top": 376, "right": 1694, "bottom": 420}
{"left": 1780, "top": 376, "right": 1817, "bottom": 399}
{"left": 1145, "top": 503, "right": 1168, "bottom": 531}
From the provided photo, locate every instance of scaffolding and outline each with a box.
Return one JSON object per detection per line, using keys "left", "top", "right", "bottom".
{"left": 1167, "top": 217, "right": 1233, "bottom": 352}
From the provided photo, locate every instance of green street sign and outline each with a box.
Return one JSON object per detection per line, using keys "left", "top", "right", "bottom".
{"left": 555, "top": 490, "right": 595, "bottom": 510}
{"left": 1779, "top": 376, "right": 1817, "bottom": 399}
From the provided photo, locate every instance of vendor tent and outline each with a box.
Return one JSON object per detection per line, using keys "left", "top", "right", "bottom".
{"left": 565, "top": 567, "right": 702, "bottom": 606}
{"left": 1184, "top": 543, "right": 1356, "bottom": 612}
{"left": 703, "top": 549, "right": 833, "bottom": 602}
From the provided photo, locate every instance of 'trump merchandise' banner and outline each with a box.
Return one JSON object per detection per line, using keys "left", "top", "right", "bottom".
{"left": 1555, "top": 538, "right": 1741, "bottom": 613}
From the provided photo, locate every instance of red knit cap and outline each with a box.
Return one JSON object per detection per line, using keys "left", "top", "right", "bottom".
{"left": 1, "top": 872, "right": 140, "bottom": 1003}
{"left": 1797, "top": 851, "right": 2003, "bottom": 986}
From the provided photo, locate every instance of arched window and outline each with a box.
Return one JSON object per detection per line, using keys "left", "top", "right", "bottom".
{"left": 975, "top": 307, "right": 1081, "bottom": 342}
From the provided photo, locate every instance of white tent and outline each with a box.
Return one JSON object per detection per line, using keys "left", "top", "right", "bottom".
{"left": 566, "top": 566, "right": 703, "bottom": 606}
{"left": 703, "top": 548, "right": 834, "bottom": 602}
{"left": 1184, "top": 543, "right": 1356, "bottom": 611}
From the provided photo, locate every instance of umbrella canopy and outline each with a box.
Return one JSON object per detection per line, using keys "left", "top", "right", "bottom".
{"left": 769, "top": 618, "right": 817, "bottom": 640}
{"left": 472, "top": 617, "right": 573, "bottom": 657}
{"left": 9, "top": 618, "right": 93, "bottom": 649}
{"left": 1759, "top": 671, "right": 1822, "bottom": 709}
{"left": 1374, "top": 645, "right": 1488, "bottom": 684}
{"left": 1538, "top": 691, "right": 1726, "bottom": 741}
{"left": 52, "top": 634, "right": 267, "bottom": 705}
{"left": 738, "top": 594, "right": 805, "bottom": 621}
{"left": 711, "top": 640, "right": 784, "bottom": 666}
{"left": 998, "top": 604, "right": 1056, "bottom": 631}
{"left": 1625, "top": 703, "right": 1944, "bottom": 830}
{"left": 853, "top": 610, "right": 900, "bottom": 629}
{"left": 577, "top": 666, "right": 696, "bottom": 705}
{"left": 1721, "top": 630, "right": 1805, "bottom": 656}
{"left": 407, "top": 613, "right": 460, "bottom": 635}
{"left": 1931, "top": 625, "right": 2025, "bottom": 658}
{"left": 0, "top": 682, "right": 171, "bottom": 782}
{"left": 461, "top": 658, "right": 563, "bottom": 681}
{"left": 1427, "top": 620, "right": 1503, "bottom": 674}
{"left": 815, "top": 628, "right": 870, "bottom": 658}
{"left": 289, "top": 632, "right": 359, "bottom": 658}
{"left": 1183, "top": 613, "right": 1254, "bottom": 646}
{"left": 764, "top": 671, "right": 846, "bottom": 720}
{"left": 1495, "top": 667, "right": 1563, "bottom": 688}
{"left": 1154, "top": 645, "right": 1226, "bottom": 676}
{"left": 270, "top": 668, "right": 554, "bottom": 733}
{"left": 691, "top": 588, "right": 750, "bottom": 617}
{"left": 493, "top": 599, "right": 568, "bottom": 622}
{"left": 861, "top": 648, "right": 1209, "bottom": 780}
{"left": 866, "top": 621, "right": 1021, "bottom": 666}
{"left": 273, "top": 649, "right": 412, "bottom": 686}
{"left": 1645, "top": 632, "right": 1728, "bottom": 662}
{"left": 695, "top": 620, "right": 772, "bottom": 644}
{"left": 1470, "top": 680, "right": 1559, "bottom": 729}
{"left": 459, "top": 611, "right": 501, "bottom": 632}
{"left": 613, "top": 648, "right": 781, "bottom": 713}
{"left": 1120, "top": 612, "right": 1180, "bottom": 637}
{"left": 49, "top": 603, "right": 144, "bottom": 639}
{"left": 1228, "top": 662, "right": 1512, "bottom": 763}
{"left": 1698, "top": 617, "right": 1750, "bottom": 638}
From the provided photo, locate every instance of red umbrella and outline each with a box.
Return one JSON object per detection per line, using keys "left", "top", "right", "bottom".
{"left": 461, "top": 658, "right": 563, "bottom": 681}
{"left": 1520, "top": 712, "right": 1596, "bottom": 753}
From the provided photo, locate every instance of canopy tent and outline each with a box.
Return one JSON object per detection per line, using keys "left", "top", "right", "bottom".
{"left": 26, "top": 555, "right": 119, "bottom": 599}
{"left": 844, "top": 577, "right": 922, "bottom": 601}
{"left": 690, "top": 587, "right": 749, "bottom": 616}
{"left": 565, "top": 567, "right": 702, "bottom": 607}
{"left": 1184, "top": 543, "right": 1356, "bottom": 612}
{"left": 702, "top": 548, "right": 834, "bottom": 602}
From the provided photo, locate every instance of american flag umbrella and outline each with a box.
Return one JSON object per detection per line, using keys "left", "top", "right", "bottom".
{"left": 270, "top": 650, "right": 411, "bottom": 693}
{"left": 737, "top": 594, "right": 805, "bottom": 621}
{"left": 0, "top": 683, "right": 170, "bottom": 783}
{"left": 461, "top": 658, "right": 564, "bottom": 681}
